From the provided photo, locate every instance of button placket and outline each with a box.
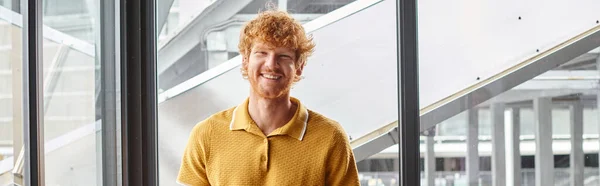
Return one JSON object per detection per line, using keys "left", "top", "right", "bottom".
{"left": 263, "top": 138, "right": 269, "bottom": 170}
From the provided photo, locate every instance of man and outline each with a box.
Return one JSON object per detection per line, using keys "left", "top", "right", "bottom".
{"left": 177, "top": 7, "right": 360, "bottom": 186}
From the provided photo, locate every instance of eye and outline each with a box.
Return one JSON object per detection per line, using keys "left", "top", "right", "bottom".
{"left": 279, "top": 55, "right": 293, "bottom": 60}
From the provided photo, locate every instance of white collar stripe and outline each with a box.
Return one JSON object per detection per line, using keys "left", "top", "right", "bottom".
{"left": 299, "top": 109, "right": 309, "bottom": 141}
{"left": 229, "top": 106, "right": 238, "bottom": 130}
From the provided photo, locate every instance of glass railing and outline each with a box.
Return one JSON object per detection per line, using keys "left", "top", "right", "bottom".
{"left": 435, "top": 91, "right": 599, "bottom": 137}
{"left": 421, "top": 46, "right": 600, "bottom": 185}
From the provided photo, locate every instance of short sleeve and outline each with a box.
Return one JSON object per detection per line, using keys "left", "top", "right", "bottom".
{"left": 325, "top": 126, "right": 360, "bottom": 186}
{"left": 177, "top": 122, "right": 211, "bottom": 186}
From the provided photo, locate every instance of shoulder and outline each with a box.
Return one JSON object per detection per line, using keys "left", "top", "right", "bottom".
{"left": 190, "top": 106, "right": 236, "bottom": 137}
{"left": 306, "top": 110, "right": 354, "bottom": 163}
{"left": 306, "top": 109, "right": 350, "bottom": 141}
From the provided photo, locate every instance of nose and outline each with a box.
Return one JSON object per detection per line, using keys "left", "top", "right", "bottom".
{"left": 264, "top": 53, "right": 278, "bottom": 69}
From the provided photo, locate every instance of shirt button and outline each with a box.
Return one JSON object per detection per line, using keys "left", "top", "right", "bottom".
{"left": 261, "top": 156, "right": 267, "bottom": 161}
{"left": 264, "top": 139, "right": 268, "bottom": 143}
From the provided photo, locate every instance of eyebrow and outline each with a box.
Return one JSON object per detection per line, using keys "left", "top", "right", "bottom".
{"left": 253, "top": 44, "right": 273, "bottom": 50}
{"left": 252, "top": 45, "right": 295, "bottom": 57}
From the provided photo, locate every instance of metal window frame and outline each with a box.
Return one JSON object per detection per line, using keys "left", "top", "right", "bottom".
{"left": 98, "top": 0, "right": 119, "bottom": 185}
{"left": 21, "top": 0, "right": 44, "bottom": 185}
{"left": 18, "top": 0, "right": 158, "bottom": 184}
{"left": 120, "top": 0, "right": 158, "bottom": 185}
{"left": 397, "top": 0, "right": 420, "bottom": 185}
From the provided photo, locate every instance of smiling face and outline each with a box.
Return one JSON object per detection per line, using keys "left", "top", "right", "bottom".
{"left": 238, "top": 9, "right": 315, "bottom": 99}
{"left": 243, "top": 41, "right": 304, "bottom": 99}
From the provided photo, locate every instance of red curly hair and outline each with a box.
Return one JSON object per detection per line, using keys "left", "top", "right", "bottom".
{"left": 238, "top": 7, "right": 316, "bottom": 82}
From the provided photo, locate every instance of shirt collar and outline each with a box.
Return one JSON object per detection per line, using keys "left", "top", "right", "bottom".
{"left": 229, "top": 97, "right": 309, "bottom": 141}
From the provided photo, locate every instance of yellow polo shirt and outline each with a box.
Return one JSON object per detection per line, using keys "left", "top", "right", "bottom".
{"left": 177, "top": 97, "right": 360, "bottom": 186}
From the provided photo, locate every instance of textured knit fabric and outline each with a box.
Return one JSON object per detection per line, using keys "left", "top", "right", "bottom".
{"left": 177, "top": 97, "right": 360, "bottom": 186}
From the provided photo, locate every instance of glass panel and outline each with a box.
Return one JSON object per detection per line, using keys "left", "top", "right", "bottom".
{"left": 157, "top": 0, "right": 400, "bottom": 185}
{"left": 417, "top": 0, "right": 600, "bottom": 185}
{"left": 420, "top": 47, "right": 600, "bottom": 185}
{"left": 41, "top": 0, "right": 121, "bottom": 185}
{"left": 0, "top": 2, "right": 24, "bottom": 185}
{"left": 357, "top": 156, "right": 399, "bottom": 185}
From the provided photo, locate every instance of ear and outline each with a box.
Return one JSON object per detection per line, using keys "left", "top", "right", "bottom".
{"left": 242, "top": 56, "right": 249, "bottom": 69}
{"left": 295, "top": 61, "right": 305, "bottom": 77}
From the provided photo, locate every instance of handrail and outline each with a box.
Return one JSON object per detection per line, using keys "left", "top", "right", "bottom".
{"left": 0, "top": 5, "right": 94, "bottom": 56}
{"left": 0, "top": 120, "right": 100, "bottom": 176}
{"left": 357, "top": 25, "right": 600, "bottom": 150}
{"left": 156, "top": 0, "right": 221, "bottom": 50}
{"left": 420, "top": 25, "right": 600, "bottom": 132}
{"left": 0, "top": 156, "right": 12, "bottom": 175}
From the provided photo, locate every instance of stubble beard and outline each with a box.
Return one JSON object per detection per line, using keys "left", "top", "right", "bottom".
{"left": 249, "top": 73, "right": 295, "bottom": 100}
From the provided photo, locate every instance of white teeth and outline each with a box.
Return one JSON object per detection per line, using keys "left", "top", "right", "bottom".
{"left": 262, "top": 74, "right": 281, "bottom": 80}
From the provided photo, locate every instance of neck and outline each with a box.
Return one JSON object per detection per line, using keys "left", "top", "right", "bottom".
{"left": 247, "top": 91, "right": 297, "bottom": 136}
